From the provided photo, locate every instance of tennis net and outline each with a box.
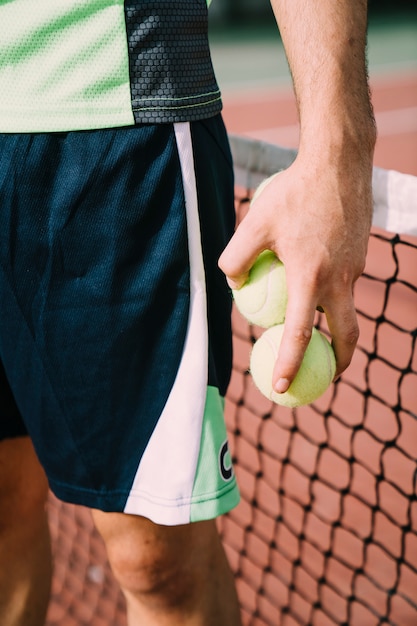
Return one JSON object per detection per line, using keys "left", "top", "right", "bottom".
{"left": 219, "top": 135, "right": 417, "bottom": 626}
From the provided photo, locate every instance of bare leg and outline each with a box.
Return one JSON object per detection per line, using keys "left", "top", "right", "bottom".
{"left": 0, "top": 437, "right": 52, "bottom": 626}
{"left": 92, "top": 510, "right": 242, "bottom": 626}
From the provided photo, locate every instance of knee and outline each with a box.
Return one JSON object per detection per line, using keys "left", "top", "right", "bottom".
{"left": 94, "top": 513, "right": 215, "bottom": 608}
{"left": 112, "top": 537, "right": 193, "bottom": 606}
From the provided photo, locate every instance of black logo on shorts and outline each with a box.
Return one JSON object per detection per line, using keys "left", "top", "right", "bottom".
{"left": 219, "top": 441, "right": 233, "bottom": 481}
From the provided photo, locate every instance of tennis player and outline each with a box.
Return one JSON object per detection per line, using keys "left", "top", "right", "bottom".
{"left": 0, "top": 1, "right": 375, "bottom": 625}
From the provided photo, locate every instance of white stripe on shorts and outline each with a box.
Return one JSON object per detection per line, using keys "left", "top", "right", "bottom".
{"left": 123, "top": 122, "right": 208, "bottom": 524}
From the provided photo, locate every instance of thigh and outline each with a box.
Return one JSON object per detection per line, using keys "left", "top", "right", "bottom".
{"left": 0, "top": 359, "right": 27, "bottom": 441}
{"left": 0, "top": 437, "right": 49, "bottom": 524}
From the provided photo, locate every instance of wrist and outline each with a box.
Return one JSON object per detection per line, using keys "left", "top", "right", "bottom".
{"left": 297, "top": 81, "right": 377, "bottom": 161}
{"left": 298, "top": 114, "right": 376, "bottom": 167}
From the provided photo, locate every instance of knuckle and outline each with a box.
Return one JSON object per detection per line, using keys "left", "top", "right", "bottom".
{"left": 340, "top": 310, "right": 360, "bottom": 346}
{"left": 280, "top": 326, "right": 313, "bottom": 376}
{"left": 334, "top": 323, "right": 360, "bottom": 376}
{"left": 345, "top": 322, "right": 360, "bottom": 347}
{"left": 218, "top": 251, "right": 235, "bottom": 276}
{"left": 293, "top": 326, "right": 313, "bottom": 346}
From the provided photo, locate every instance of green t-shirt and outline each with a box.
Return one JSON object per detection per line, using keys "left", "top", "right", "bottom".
{"left": 0, "top": 0, "right": 221, "bottom": 132}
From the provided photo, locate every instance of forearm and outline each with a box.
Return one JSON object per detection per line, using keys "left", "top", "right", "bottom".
{"left": 270, "top": 0, "right": 376, "bottom": 159}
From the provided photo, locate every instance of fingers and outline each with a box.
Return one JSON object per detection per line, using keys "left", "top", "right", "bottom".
{"left": 220, "top": 224, "right": 360, "bottom": 390}
{"left": 271, "top": 279, "right": 317, "bottom": 393}
{"left": 272, "top": 284, "right": 359, "bottom": 393}
{"left": 325, "top": 297, "right": 359, "bottom": 378}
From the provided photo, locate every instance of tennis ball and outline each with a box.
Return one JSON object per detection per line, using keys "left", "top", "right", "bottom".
{"left": 250, "top": 324, "right": 336, "bottom": 407}
{"left": 232, "top": 250, "right": 287, "bottom": 328}
{"left": 251, "top": 172, "right": 281, "bottom": 203}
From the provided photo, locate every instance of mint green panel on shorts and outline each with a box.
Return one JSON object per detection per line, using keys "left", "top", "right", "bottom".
{"left": 123, "top": 384, "right": 240, "bottom": 526}
{"left": 0, "top": 0, "right": 134, "bottom": 132}
{"left": 190, "top": 386, "right": 240, "bottom": 523}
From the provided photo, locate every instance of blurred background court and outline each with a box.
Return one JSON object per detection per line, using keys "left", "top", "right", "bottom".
{"left": 46, "top": 4, "right": 416, "bottom": 625}
{"left": 210, "top": 2, "right": 417, "bottom": 177}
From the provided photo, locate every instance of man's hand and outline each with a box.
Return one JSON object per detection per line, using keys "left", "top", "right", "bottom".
{"left": 219, "top": 0, "right": 376, "bottom": 394}
{"left": 219, "top": 149, "right": 373, "bottom": 393}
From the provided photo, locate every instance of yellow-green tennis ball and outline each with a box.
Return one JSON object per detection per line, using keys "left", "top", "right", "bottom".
{"left": 251, "top": 173, "right": 281, "bottom": 204}
{"left": 250, "top": 325, "right": 336, "bottom": 407}
{"left": 232, "top": 250, "right": 287, "bottom": 328}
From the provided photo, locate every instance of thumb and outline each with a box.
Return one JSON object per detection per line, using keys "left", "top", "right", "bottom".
{"left": 218, "top": 212, "right": 266, "bottom": 290}
{"left": 219, "top": 172, "right": 283, "bottom": 289}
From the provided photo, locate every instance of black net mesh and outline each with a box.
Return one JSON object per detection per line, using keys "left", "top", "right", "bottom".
{"left": 217, "top": 173, "right": 417, "bottom": 626}
{"left": 46, "top": 138, "right": 417, "bottom": 626}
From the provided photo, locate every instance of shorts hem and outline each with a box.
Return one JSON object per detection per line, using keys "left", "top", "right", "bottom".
{"left": 48, "top": 478, "right": 240, "bottom": 526}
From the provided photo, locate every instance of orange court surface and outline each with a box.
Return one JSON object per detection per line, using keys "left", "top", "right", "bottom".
{"left": 46, "top": 17, "right": 417, "bottom": 626}
{"left": 221, "top": 71, "right": 417, "bottom": 177}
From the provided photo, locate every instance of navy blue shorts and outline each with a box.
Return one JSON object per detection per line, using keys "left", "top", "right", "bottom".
{"left": 0, "top": 117, "right": 240, "bottom": 524}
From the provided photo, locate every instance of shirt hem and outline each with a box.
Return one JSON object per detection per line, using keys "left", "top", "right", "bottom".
{"left": 0, "top": 108, "right": 135, "bottom": 133}
{"left": 0, "top": 99, "right": 223, "bottom": 133}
